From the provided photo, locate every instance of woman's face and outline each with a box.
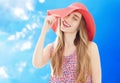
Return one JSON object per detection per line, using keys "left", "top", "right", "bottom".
{"left": 60, "top": 11, "right": 82, "bottom": 33}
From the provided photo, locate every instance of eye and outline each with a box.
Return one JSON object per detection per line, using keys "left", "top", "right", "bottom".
{"left": 73, "top": 17, "right": 78, "bottom": 21}
{"left": 67, "top": 14, "right": 70, "bottom": 17}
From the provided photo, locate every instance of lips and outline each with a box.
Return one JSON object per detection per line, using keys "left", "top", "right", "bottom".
{"left": 62, "top": 20, "right": 71, "bottom": 28}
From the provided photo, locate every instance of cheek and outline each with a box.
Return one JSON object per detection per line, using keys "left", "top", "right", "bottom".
{"left": 72, "top": 22, "right": 80, "bottom": 29}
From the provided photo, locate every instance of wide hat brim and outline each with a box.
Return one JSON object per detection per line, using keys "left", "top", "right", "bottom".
{"left": 47, "top": 2, "right": 96, "bottom": 41}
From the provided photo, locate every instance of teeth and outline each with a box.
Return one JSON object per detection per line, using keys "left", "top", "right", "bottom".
{"left": 63, "top": 21, "right": 71, "bottom": 27}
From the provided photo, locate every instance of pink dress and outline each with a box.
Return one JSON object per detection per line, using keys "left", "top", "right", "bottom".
{"left": 49, "top": 46, "right": 92, "bottom": 83}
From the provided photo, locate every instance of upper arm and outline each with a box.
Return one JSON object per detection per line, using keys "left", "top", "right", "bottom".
{"left": 40, "top": 43, "right": 53, "bottom": 67}
{"left": 88, "top": 42, "right": 102, "bottom": 83}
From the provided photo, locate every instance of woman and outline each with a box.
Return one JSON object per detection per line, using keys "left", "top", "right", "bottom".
{"left": 32, "top": 2, "right": 101, "bottom": 83}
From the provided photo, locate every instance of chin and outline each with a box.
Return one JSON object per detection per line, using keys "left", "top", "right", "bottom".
{"left": 60, "top": 27, "right": 69, "bottom": 32}
{"left": 60, "top": 28, "right": 74, "bottom": 33}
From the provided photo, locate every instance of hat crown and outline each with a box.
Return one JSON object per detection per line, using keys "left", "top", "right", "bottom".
{"left": 69, "top": 2, "right": 88, "bottom": 11}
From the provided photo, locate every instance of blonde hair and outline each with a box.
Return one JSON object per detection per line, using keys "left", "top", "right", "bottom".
{"left": 51, "top": 16, "right": 92, "bottom": 83}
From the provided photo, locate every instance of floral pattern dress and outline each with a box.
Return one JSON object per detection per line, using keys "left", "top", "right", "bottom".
{"left": 49, "top": 46, "right": 92, "bottom": 83}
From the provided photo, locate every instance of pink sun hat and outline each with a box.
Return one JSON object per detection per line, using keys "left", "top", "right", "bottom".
{"left": 47, "top": 2, "right": 96, "bottom": 41}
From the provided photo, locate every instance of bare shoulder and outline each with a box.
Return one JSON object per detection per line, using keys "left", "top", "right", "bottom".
{"left": 88, "top": 41, "right": 99, "bottom": 54}
{"left": 87, "top": 41, "right": 100, "bottom": 61}
{"left": 88, "top": 41, "right": 98, "bottom": 50}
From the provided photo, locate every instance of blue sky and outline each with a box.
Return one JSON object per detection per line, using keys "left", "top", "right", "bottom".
{"left": 0, "top": 0, "right": 120, "bottom": 83}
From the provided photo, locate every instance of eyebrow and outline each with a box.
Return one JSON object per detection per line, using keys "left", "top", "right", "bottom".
{"left": 73, "top": 14, "right": 81, "bottom": 19}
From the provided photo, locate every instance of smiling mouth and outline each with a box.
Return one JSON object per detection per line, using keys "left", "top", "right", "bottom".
{"left": 62, "top": 20, "right": 71, "bottom": 28}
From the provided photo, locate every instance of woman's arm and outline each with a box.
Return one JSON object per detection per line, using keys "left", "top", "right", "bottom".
{"left": 88, "top": 42, "right": 102, "bottom": 83}
{"left": 32, "top": 15, "right": 56, "bottom": 68}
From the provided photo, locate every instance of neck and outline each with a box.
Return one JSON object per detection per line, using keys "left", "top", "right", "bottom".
{"left": 64, "top": 32, "right": 77, "bottom": 48}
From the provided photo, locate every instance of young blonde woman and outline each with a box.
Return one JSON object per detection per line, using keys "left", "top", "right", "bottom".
{"left": 32, "top": 2, "right": 101, "bottom": 83}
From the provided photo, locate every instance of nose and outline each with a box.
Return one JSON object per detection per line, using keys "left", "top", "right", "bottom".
{"left": 63, "top": 14, "right": 72, "bottom": 22}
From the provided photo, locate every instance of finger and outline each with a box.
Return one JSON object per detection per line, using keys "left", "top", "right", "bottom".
{"left": 50, "top": 16, "right": 57, "bottom": 25}
{"left": 51, "top": 14, "right": 60, "bottom": 17}
{"left": 48, "top": 16, "right": 53, "bottom": 24}
{"left": 51, "top": 15, "right": 56, "bottom": 22}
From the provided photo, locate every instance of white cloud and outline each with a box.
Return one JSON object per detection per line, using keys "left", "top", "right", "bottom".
{"left": 0, "top": 67, "right": 9, "bottom": 79}
{"left": 7, "top": 22, "right": 39, "bottom": 41}
{"left": 0, "top": 0, "right": 34, "bottom": 10}
{"left": 40, "top": 74, "right": 49, "bottom": 80}
{"left": 39, "top": 0, "right": 45, "bottom": 3}
{"left": 20, "top": 41, "right": 32, "bottom": 51}
{"left": 20, "top": 32, "right": 26, "bottom": 38}
{"left": 28, "top": 35, "right": 33, "bottom": 40}
{"left": 16, "top": 32, "right": 21, "bottom": 39}
{"left": 39, "top": 11, "right": 46, "bottom": 18}
{"left": 29, "top": 68, "right": 35, "bottom": 74}
{"left": 8, "top": 35, "right": 16, "bottom": 41}
{"left": 16, "top": 62, "right": 27, "bottom": 73}
{"left": 6, "top": 40, "right": 32, "bottom": 53}
{"left": 22, "top": 28, "right": 27, "bottom": 33}
{"left": 8, "top": 31, "right": 25, "bottom": 41}
{"left": 26, "top": 23, "right": 38, "bottom": 31}
{"left": 31, "top": 23, "right": 38, "bottom": 29}
{"left": 12, "top": 7, "right": 29, "bottom": 20}
{"left": 0, "top": 0, "right": 35, "bottom": 20}
{"left": 0, "top": 0, "right": 10, "bottom": 8}
{"left": 7, "top": 29, "right": 26, "bottom": 41}
{"left": 0, "top": 30, "right": 8, "bottom": 35}
{"left": 26, "top": 24, "right": 32, "bottom": 31}
{"left": 25, "top": 2, "right": 34, "bottom": 11}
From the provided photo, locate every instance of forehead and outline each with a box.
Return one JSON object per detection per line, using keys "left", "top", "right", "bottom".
{"left": 70, "top": 11, "right": 82, "bottom": 17}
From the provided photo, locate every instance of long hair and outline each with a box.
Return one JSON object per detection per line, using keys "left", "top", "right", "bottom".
{"left": 51, "top": 16, "right": 92, "bottom": 83}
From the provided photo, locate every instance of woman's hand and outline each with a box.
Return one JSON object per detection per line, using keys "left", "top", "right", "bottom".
{"left": 43, "top": 15, "right": 57, "bottom": 32}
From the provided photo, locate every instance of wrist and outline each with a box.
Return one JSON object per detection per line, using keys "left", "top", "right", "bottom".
{"left": 43, "top": 24, "right": 50, "bottom": 31}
